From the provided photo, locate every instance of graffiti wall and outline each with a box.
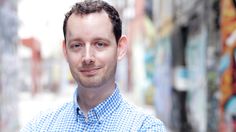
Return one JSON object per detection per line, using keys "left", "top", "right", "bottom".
{"left": 220, "top": 0, "right": 236, "bottom": 131}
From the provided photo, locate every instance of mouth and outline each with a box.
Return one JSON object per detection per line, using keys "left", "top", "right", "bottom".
{"left": 80, "top": 67, "right": 101, "bottom": 76}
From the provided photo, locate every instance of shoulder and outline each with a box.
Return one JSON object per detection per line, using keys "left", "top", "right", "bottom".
{"left": 35, "top": 102, "right": 73, "bottom": 121}
{"left": 117, "top": 100, "right": 166, "bottom": 131}
{"left": 20, "top": 102, "right": 74, "bottom": 132}
{"left": 139, "top": 114, "right": 166, "bottom": 131}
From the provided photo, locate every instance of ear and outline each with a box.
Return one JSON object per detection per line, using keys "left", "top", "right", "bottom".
{"left": 62, "top": 40, "right": 68, "bottom": 62}
{"left": 117, "top": 35, "right": 128, "bottom": 61}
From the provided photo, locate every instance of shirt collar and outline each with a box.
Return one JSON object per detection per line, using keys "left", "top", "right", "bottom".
{"left": 73, "top": 83, "right": 122, "bottom": 123}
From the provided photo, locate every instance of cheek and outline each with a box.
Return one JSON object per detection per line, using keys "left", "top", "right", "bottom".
{"left": 67, "top": 54, "right": 81, "bottom": 66}
{"left": 98, "top": 50, "right": 117, "bottom": 63}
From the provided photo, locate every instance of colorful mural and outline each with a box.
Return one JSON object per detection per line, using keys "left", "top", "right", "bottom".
{"left": 220, "top": 0, "right": 236, "bottom": 131}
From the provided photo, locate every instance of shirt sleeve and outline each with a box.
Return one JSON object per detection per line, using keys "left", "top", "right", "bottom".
{"left": 20, "top": 120, "right": 35, "bottom": 132}
{"left": 139, "top": 116, "right": 167, "bottom": 132}
{"left": 20, "top": 112, "right": 44, "bottom": 132}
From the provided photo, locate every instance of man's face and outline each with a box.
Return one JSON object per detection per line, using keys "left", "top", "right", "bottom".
{"left": 63, "top": 11, "right": 124, "bottom": 88}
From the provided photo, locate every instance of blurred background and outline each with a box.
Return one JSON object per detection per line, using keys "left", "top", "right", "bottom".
{"left": 0, "top": 0, "right": 236, "bottom": 131}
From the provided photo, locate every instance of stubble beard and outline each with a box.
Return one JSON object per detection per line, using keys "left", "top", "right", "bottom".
{"left": 72, "top": 63, "right": 117, "bottom": 89}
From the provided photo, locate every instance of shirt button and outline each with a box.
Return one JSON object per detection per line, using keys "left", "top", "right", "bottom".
{"left": 78, "top": 110, "right": 83, "bottom": 115}
{"left": 85, "top": 117, "right": 88, "bottom": 123}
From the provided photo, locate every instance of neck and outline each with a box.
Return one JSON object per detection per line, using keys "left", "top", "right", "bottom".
{"left": 77, "top": 82, "right": 116, "bottom": 116}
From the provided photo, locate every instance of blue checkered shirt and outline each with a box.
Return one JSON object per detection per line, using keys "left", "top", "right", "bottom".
{"left": 21, "top": 86, "right": 166, "bottom": 131}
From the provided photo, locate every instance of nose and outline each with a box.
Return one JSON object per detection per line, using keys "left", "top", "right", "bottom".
{"left": 82, "top": 44, "right": 95, "bottom": 65}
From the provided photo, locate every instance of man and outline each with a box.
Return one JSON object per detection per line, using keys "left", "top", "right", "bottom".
{"left": 21, "top": 0, "right": 166, "bottom": 131}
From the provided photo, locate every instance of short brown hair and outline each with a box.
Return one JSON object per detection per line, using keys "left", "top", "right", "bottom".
{"left": 63, "top": 0, "right": 122, "bottom": 43}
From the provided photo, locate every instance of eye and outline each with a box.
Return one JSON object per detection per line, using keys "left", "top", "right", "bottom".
{"left": 70, "top": 43, "right": 83, "bottom": 49}
{"left": 95, "top": 42, "right": 106, "bottom": 48}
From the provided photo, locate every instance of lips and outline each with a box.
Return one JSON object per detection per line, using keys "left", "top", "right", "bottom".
{"left": 80, "top": 67, "right": 101, "bottom": 76}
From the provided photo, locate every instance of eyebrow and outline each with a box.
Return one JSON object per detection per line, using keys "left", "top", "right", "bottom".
{"left": 67, "top": 38, "right": 83, "bottom": 44}
{"left": 92, "top": 37, "right": 111, "bottom": 44}
{"left": 67, "top": 36, "right": 112, "bottom": 44}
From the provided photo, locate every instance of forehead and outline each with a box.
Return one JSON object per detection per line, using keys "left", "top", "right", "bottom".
{"left": 66, "top": 11, "right": 114, "bottom": 40}
{"left": 68, "top": 11, "right": 112, "bottom": 29}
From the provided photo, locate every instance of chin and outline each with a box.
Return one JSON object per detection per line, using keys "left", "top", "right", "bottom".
{"left": 78, "top": 79, "right": 104, "bottom": 88}
{"left": 80, "top": 83, "right": 103, "bottom": 88}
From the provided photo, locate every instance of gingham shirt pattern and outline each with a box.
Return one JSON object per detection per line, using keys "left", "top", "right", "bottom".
{"left": 21, "top": 87, "right": 166, "bottom": 132}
